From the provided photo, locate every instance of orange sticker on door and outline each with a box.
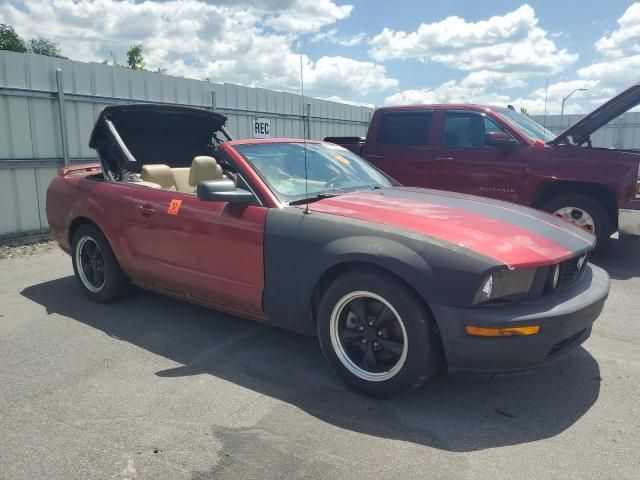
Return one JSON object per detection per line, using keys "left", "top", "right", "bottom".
{"left": 167, "top": 199, "right": 182, "bottom": 215}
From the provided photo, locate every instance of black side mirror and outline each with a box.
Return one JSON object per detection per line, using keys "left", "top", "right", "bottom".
{"left": 197, "top": 179, "right": 255, "bottom": 204}
{"left": 485, "top": 131, "right": 519, "bottom": 149}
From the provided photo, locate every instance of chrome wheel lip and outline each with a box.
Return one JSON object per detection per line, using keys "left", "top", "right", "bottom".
{"left": 553, "top": 206, "right": 596, "bottom": 233}
{"left": 75, "top": 236, "right": 105, "bottom": 293}
{"left": 329, "top": 291, "right": 408, "bottom": 382}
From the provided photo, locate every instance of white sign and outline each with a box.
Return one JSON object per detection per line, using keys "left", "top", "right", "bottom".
{"left": 251, "top": 117, "right": 271, "bottom": 138}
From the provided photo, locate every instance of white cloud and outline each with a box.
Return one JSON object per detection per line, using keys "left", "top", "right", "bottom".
{"left": 0, "top": 0, "right": 395, "bottom": 101}
{"left": 384, "top": 74, "right": 512, "bottom": 107}
{"left": 595, "top": 2, "right": 640, "bottom": 57}
{"left": 264, "top": 0, "right": 352, "bottom": 33}
{"left": 368, "top": 5, "right": 577, "bottom": 75}
{"left": 311, "top": 28, "right": 366, "bottom": 46}
{"left": 317, "top": 95, "right": 374, "bottom": 108}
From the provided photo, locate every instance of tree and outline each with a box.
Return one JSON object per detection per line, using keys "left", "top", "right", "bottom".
{"left": 126, "top": 43, "right": 145, "bottom": 71}
{"left": 520, "top": 106, "right": 530, "bottom": 117}
{"left": 27, "top": 36, "right": 64, "bottom": 58}
{"left": 102, "top": 51, "right": 123, "bottom": 67}
{"left": 0, "top": 24, "right": 27, "bottom": 52}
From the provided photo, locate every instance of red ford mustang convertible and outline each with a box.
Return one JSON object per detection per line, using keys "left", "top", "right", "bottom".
{"left": 47, "top": 104, "right": 610, "bottom": 397}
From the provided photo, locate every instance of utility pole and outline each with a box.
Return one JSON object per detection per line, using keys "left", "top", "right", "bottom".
{"left": 561, "top": 88, "right": 588, "bottom": 116}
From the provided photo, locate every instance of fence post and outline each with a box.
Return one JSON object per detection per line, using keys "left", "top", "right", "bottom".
{"left": 55, "top": 69, "right": 70, "bottom": 166}
{"left": 211, "top": 90, "right": 216, "bottom": 111}
{"left": 307, "top": 102, "right": 311, "bottom": 139}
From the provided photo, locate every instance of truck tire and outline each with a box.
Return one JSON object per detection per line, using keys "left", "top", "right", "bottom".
{"left": 316, "top": 268, "right": 440, "bottom": 398}
{"left": 71, "top": 224, "right": 132, "bottom": 302}
{"left": 541, "top": 194, "right": 612, "bottom": 245}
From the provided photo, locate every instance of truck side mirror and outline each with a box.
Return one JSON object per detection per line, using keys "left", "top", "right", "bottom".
{"left": 486, "top": 131, "right": 519, "bottom": 149}
{"left": 197, "top": 179, "right": 255, "bottom": 204}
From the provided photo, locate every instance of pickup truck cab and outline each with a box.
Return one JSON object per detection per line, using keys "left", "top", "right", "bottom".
{"left": 327, "top": 84, "right": 640, "bottom": 245}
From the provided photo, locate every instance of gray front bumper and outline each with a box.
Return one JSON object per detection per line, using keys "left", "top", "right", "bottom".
{"left": 619, "top": 209, "right": 640, "bottom": 236}
{"left": 431, "top": 264, "right": 610, "bottom": 373}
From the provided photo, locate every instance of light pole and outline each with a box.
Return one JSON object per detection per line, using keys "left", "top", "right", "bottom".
{"left": 561, "top": 88, "right": 588, "bottom": 116}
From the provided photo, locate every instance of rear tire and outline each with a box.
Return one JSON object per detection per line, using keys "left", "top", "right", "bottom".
{"left": 541, "top": 193, "right": 612, "bottom": 246}
{"left": 317, "top": 268, "right": 440, "bottom": 398}
{"left": 71, "top": 224, "right": 132, "bottom": 303}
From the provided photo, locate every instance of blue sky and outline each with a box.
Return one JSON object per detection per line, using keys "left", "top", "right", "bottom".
{"left": 2, "top": 0, "right": 639, "bottom": 113}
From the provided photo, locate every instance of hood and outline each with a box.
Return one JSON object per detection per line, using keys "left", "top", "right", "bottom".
{"left": 307, "top": 188, "right": 595, "bottom": 268}
{"left": 551, "top": 83, "right": 640, "bottom": 146}
{"left": 90, "top": 104, "right": 228, "bottom": 174}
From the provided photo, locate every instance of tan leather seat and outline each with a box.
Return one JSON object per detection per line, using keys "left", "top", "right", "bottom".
{"left": 141, "top": 164, "right": 176, "bottom": 190}
{"left": 172, "top": 167, "right": 192, "bottom": 193}
{"left": 189, "top": 156, "right": 224, "bottom": 188}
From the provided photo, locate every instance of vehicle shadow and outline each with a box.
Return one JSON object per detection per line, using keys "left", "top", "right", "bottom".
{"left": 21, "top": 277, "right": 601, "bottom": 453}
{"left": 591, "top": 235, "right": 640, "bottom": 280}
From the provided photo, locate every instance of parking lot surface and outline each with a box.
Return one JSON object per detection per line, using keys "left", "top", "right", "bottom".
{"left": 1, "top": 238, "right": 639, "bottom": 480}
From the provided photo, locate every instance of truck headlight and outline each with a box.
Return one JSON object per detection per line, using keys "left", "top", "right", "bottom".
{"left": 473, "top": 268, "right": 537, "bottom": 306}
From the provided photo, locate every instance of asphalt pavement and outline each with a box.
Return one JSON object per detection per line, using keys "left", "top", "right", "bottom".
{"left": 1, "top": 237, "right": 639, "bottom": 479}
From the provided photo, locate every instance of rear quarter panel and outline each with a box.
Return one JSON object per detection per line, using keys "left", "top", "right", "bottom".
{"left": 46, "top": 175, "right": 137, "bottom": 270}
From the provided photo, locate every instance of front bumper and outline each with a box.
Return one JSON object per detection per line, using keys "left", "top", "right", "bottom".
{"left": 619, "top": 208, "right": 640, "bottom": 236}
{"left": 431, "top": 264, "right": 610, "bottom": 374}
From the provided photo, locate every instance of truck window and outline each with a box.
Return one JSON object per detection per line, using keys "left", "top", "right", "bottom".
{"left": 377, "top": 111, "right": 432, "bottom": 146}
{"left": 443, "top": 112, "right": 507, "bottom": 149}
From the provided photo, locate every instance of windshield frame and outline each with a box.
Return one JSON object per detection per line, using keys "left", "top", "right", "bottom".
{"left": 233, "top": 141, "right": 397, "bottom": 204}
{"left": 494, "top": 107, "right": 556, "bottom": 144}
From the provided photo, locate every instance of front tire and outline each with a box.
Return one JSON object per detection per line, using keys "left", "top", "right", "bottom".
{"left": 317, "top": 269, "right": 440, "bottom": 397}
{"left": 71, "top": 224, "right": 132, "bottom": 302}
{"left": 541, "top": 194, "right": 612, "bottom": 246}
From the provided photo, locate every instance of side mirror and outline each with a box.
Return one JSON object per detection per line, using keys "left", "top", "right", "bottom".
{"left": 485, "top": 131, "right": 518, "bottom": 149}
{"left": 197, "top": 179, "right": 255, "bottom": 204}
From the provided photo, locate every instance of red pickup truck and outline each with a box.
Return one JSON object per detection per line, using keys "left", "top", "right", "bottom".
{"left": 327, "top": 84, "right": 640, "bottom": 245}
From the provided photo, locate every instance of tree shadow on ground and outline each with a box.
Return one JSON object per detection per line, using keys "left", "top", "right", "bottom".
{"left": 22, "top": 276, "right": 600, "bottom": 453}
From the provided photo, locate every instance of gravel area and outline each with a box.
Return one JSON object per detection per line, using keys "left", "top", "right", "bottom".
{"left": 0, "top": 236, "right": 58, "bottom": 260}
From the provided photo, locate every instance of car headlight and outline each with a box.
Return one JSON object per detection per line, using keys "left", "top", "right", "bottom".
{"left": 473, "top": 268, "right": 537, "bottom": 306}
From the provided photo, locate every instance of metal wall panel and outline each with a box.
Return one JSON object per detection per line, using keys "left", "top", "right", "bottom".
{"left": 0, "top": 51, "right": 373, "bottom": 237}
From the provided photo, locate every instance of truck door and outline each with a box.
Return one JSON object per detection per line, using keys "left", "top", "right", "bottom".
{"left": 428, "top": 110, "right": 524, "bottom": 202}
{"left": 361, "top": 110, "right": 436, "bottom": 186}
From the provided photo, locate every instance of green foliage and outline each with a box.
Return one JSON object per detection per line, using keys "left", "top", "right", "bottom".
{"left": 126, "top": 44, "right": 145, "bottom": 71}
{"left": 520, "top": 107, "right": 530, "bottom": 117}
{"left": 0, "top": 24, "right": 27, "bottom": 53}
{"left": 27, "top": 36, "right": 64, "bottom": 58}
{"left": 102, "top": 51, "right": 123, "bottom": 67}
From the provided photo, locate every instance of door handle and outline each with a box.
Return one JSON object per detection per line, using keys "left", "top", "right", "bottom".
{"left": 435, "top": 156, "right": 454, "bottom": 161}
{"left": 138, "top": 204, "right": 155, "bottom": 217}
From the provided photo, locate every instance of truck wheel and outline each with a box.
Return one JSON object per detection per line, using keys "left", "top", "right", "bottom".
{"left": 316, "top": 268, "right": 440, "bottom": 398}
{"left": 71, "top": 224, "right": 132, "bottom": 303}
{"left": 541, "top": 194, "right": 612, "bottom": 245}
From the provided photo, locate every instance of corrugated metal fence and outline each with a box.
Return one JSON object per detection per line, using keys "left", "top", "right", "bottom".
{"left": 0, "top": 50, "right": 373, "bottom": 238}
{"left": 532, "top": 112, "right": 640, "bottom": 149}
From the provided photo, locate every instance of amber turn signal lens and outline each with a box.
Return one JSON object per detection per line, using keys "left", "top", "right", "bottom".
{"left": 465, "top": 325, "right": 540, "bottom": 337}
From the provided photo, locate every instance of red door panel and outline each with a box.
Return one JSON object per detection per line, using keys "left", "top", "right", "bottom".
{"left": 124, "top": 187, "right": 267, "bottom": 315}
{"left": 428, "top": 111, "right": 525, "bottom": 202}
{"left": 362, "top": 110, "right": 436, "bottom": 186}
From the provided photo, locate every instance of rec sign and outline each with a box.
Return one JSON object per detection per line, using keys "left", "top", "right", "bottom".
{"left": 251, "top": 117, "right": 271, "bottom": 138}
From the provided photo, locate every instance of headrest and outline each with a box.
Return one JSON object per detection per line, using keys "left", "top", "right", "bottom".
{"left": 189, "top": 156, "right": 223, "bottom": 186}
{"left": 141, "top": 164, "right": 174, "bottom": 187}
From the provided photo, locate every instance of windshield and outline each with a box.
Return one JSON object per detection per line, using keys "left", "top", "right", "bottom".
{"left": 495, "top": 107, "right": 556, "bottom": 143}
{"left": 234, "top": 142, "right": 395, "bottom": 203}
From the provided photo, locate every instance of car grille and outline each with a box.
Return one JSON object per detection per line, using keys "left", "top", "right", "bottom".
{"left": 557, "top": 256, "right": 583, "bottom": 291}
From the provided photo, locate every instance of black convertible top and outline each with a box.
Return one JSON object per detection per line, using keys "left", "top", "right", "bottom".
{"left": 89, "top": 103, "right": 229, "bottom": 177}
